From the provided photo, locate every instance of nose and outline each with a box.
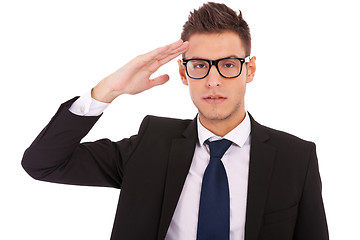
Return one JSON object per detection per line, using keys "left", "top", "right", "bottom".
{"left": 206, "top": 65, "right": 221, "bottom": 87}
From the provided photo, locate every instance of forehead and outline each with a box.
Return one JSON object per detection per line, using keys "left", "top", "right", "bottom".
{"left": 185, "top": 31, "right": 246, "bottom": 59}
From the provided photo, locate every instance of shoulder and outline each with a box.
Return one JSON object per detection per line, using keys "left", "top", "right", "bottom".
{"left": 143, "top": 115, "right": 193, "bottom": 127}
{"left": 138, "top": 115, "right": 195, "bottom": 137}
{"left": 250, "top": 114, "right": 315, "bottom": 152}
{"left": 264, "top": 124, "right": 313, "bottom": 146}
{"left": 249, "top": 115, "right": 318, "bottom": 176}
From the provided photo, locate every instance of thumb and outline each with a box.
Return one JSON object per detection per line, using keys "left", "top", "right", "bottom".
{"left": 149, "top": 74, "right": 170, "bottom": 88}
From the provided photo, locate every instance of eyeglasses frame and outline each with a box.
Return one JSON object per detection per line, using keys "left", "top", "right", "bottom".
{"left": 182, "top": 56, "right": 250, "bottom": 79}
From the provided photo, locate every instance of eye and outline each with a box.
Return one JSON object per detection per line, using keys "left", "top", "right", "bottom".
{"left": 220, "top": 59, "right": 239, "bottom": 69}
{"left": 194, "top": 63, "right": 207, "bottom": 69}
{"left": 189, "top": 60, "right": 208, "bottom": 70}
{"left": 223, "top": 63, "right": 234, "bottom": 68}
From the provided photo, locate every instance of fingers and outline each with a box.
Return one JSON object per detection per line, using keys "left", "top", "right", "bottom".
{"left": 158, "top": 41, "right": 189, "bottom": 66}
{"left": 150, "top": 40, "right": 183, "bottom": 59}
{"left": 160, "top": 40, "right": 189, "bottom": 62}
{"left": 165, "top": 39, "right": 188, "bottom": 57}
{"left": 144, "top": 39, "right": 189, "bottom": 64}
{"left": 131, "top": 40, "right": 187, "bottom": 73}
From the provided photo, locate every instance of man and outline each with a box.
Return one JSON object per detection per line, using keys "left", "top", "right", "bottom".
{"left": 22, "top": 2, "right": 328, "bottom": 240}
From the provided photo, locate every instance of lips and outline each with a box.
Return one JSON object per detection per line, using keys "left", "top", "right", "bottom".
{"left": 206, "top": 96, "right": 225, "bottom": 99}
{"left": 203, "top": 94, "right": 227, "bottom": 104}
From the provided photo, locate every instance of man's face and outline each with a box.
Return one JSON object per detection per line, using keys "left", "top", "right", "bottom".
{"left": 178, "top": 31, "right": 256, "bottom": 133}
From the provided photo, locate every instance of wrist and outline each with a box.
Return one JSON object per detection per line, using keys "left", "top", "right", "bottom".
{"left": 92, "top": 80, "right": 122, "bottom": 103}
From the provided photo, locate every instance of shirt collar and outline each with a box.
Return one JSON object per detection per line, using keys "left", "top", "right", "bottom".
{"left": 197, "top": 112, "right": 251, "bottom": 147}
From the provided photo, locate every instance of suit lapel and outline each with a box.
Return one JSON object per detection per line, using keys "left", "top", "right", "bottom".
{"left": 245, "top": 114, "right": 277, "bottom": 240}
{"left": 157, "top": 117, "right": 198, "bottom": 240}
{"left": 156, "top": 114, "right": 277, "bottom": 239}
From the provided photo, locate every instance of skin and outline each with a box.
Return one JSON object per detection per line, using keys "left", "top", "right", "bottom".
{"left": 178, "top": 31, "right": 256, "bottom": 136}
{"left": 92, "top": 39, "right": 190, "bottom": 102}
{"left": 92, "top": 31, "right": 256, "bottom": 137}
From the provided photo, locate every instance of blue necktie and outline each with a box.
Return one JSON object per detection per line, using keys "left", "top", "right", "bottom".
{"left": 197, "top": 138, "right": 232, "bottom": 240}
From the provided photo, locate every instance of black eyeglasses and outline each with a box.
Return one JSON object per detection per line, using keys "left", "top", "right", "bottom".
{"left": 182, "top": 56, "right": 250, "bottom": 79}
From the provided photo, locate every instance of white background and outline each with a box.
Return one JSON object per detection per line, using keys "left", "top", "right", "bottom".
{"left": 1, "top": 0, "right": 359, "bottom": 239}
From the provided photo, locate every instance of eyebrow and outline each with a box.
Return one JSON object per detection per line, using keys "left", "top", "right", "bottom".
{"left": 185, "top": 54, "right": 242, "bottom": 59}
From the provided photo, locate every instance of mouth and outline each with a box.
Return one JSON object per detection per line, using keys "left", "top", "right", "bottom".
{"left": 205, "top": 96, "right": 225, "bottom": 99}
{"left": 203, "top": 95, "right": 227, "bottom": 103}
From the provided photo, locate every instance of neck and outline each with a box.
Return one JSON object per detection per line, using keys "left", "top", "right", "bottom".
{"left": 199, "top": 110, "right": 246, "bottom": 137}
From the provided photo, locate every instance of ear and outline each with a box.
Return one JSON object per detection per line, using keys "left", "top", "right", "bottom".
{"left": 178, "top": 59, "right": 188, "bottom": 86}
{"left": 246, "top": 56, "right": 256, "bottom": 83}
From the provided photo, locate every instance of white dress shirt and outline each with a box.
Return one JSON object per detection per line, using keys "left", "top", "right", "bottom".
{"left": 69, "top": 91, "right": 251, "bottom": 240}
{"left": 69, "top": 90, "right": 110, "bottom": 116}
{"left": 165, "top": 113, "right": 251, "bottom": 240}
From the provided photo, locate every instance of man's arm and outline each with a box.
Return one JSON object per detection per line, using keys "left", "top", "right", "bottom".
{"left": 294, "top": 143, "right": 329, "bottom": 239}
{"left": 22, "top": 97, "right": 123, "bottom": 187}
{"left": 21, "top": 40, "right": 189, "bottom": 187}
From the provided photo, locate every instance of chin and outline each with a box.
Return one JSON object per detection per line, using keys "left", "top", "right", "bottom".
{"left": 199, "top": 111, "right": 231, "bottom": 122}
{"left": 197, "top": 102, "right": 244, "bottom": 123}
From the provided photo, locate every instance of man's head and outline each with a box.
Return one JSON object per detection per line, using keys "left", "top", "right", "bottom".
{"left": 181, "top": 2, "right": 251, "bottom": 57}
{"left": 178, "top": 2, "right": 256, "bottom": 136}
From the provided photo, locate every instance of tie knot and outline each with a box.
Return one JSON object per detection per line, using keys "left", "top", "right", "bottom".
{"left": 205, "top": 139, "right": 232, "bottom": 159}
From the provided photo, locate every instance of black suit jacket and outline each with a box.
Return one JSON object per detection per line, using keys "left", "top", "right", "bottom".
{"left": 22, "top": 98, "right": 329, "bottom": 240}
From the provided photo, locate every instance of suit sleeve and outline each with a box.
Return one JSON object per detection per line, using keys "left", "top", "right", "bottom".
{"left": 21, "top": 97, "right": 148, "bottom": 189}
{"left": 293, "top": 143, "right": 329, "bottom": 239}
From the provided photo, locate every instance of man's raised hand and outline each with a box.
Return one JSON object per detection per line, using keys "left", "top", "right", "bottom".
{"left": 92, "top": 40, "right": 189, "bottom": 103}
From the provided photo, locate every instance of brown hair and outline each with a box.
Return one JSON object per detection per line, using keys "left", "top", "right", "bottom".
{"left": 181, "top": 2, "right": 251, "bottom": 56}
